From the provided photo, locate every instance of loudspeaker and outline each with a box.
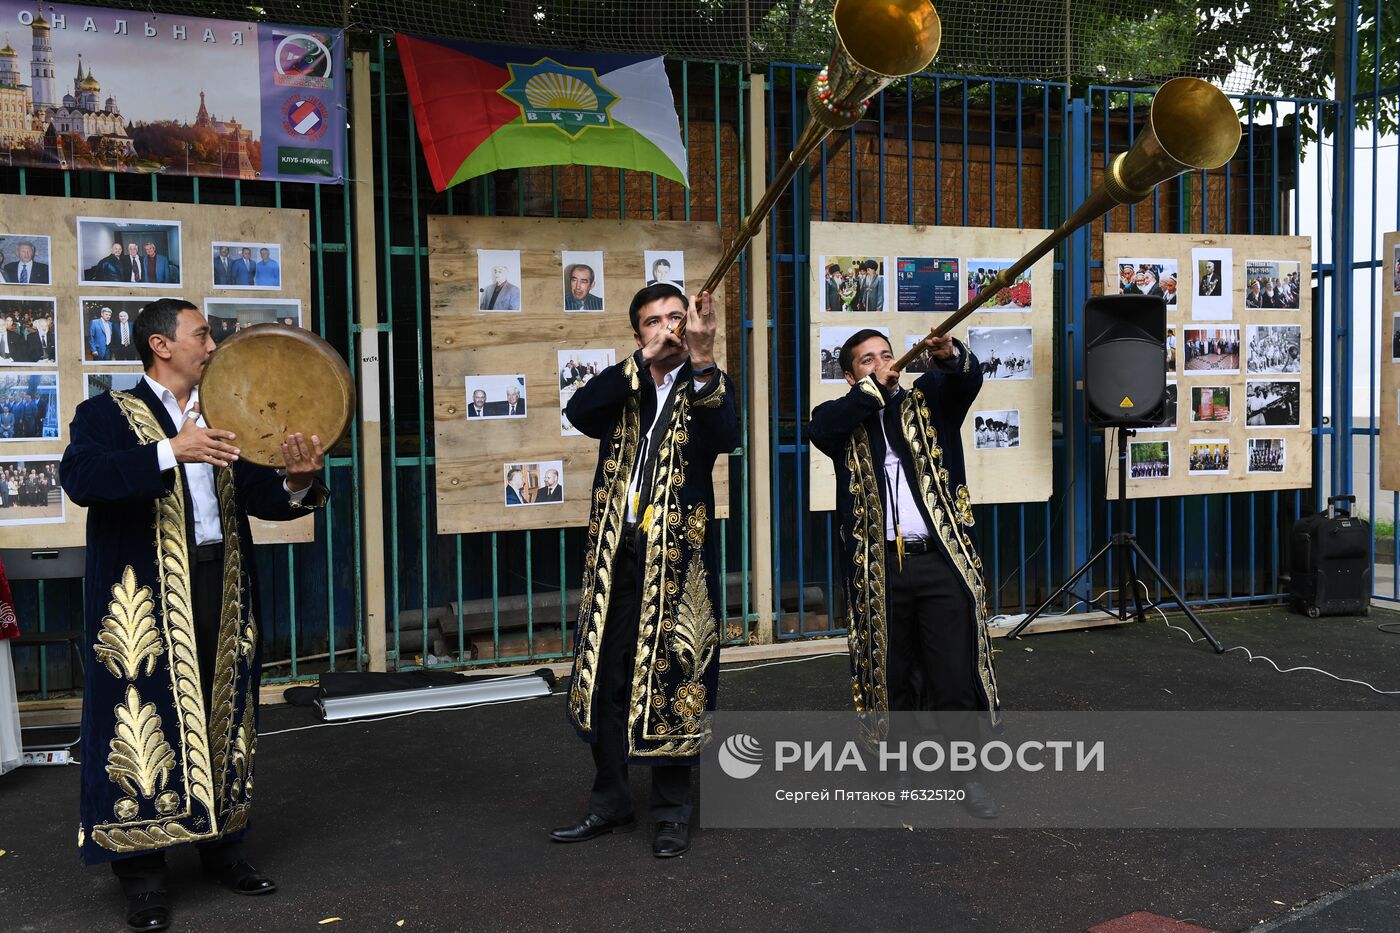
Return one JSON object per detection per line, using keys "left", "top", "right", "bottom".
{"left": 1085, "top": 294, "right": 1168, "bottom": 426}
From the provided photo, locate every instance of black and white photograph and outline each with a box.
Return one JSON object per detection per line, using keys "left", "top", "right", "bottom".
{"left": 0, "top": 456, "right": 63, "bottom": 525}
{"left": 465, "top": 374, "right": 528, "bottom": 420}
{"left": 1139, "top": 382, "right": 1178, "bottom": 432}
{"left": 1245, "top": 324, "right": 1302, "bottom": 374}
{"left": 644, "top": 250, "right": 685, "bottom": 292}
{"left": 1245, "top": 380, "right": 1302, "bottom": 428}
{"left": 1190, "top": 246, "right": 1233, "bottom": 320}
{"left": 204, "top": 299, "right": 303, "bottom": 344}
{"left": 1247, "top": 437, "right": 1286, "bottom": 474}
{"left": 212, "top": 242, "right": 282, "bottom": 289}
{"left": 1244, "top": 260, "right": 1301, "bottom": 310}
{"left": 902, "top": 335, "right": 933, "bottom": 374}
{"left": 819, "top": 326, "right": 887, "bottom": 383}
{"left": 80, "top": 298, "right": 145, "bottom": 363}
{"left": 478, "top": 249, "right": 522, "bottom": 312}
{"left": 1115, "top": 258, "right": 1178, "bottom": 307}
{"left": 973, "top": 409, "right": 1020, "bottom": 449}
{"left": 820, "top": 256, "right": 889, "bottom": 313}
{"left": 504, "top": 460, "right": 565, "bottom": 507}
{"left": 1166, "top": 325, "right": 1177, "bottom": 372}
{"left": 562, "top": 250, "right": 606, "bottom": 312}
{"left": 1183, "top": 326, "right": 1240, "bottom": 374}
{"left": 559, "top": 349, "right": 615, "bottom": 436}
{"left": 967, "top": 326, "right": 1033, "bottom": 380}
{"left": 1188, "top": 439, "right": 1230, "bottom": 475}
{"left": 0, "top": 373, "right": 58, "bottom": 441}
{"left": 0, "top": 235, "right": 52, "bottom": 286}
{"left": 77, "top": 217, "right": 183, "bottom": 287}
{"left": 1189, "top": 386, "right": 1232, "bottom": 424}
{"left": 85, "top": 372, "right": 144, "bottom": 400}
{"left": 0, "top": 297, "right": 57, "bottom": 365}
{"left": 1129, "top": 440, "right": 1171, "bottom": 479}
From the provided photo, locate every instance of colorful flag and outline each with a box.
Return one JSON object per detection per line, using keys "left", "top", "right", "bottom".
{"left": 396, "top": 35, "right": 689, "bottom": 192}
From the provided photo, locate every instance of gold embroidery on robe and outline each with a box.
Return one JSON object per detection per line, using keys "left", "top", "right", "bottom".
{"left": 94, "top": 566, "right": 161, "bottom": 681}
{"left": 106, "top": 686, "right": 176, "bottom": 799}
{"left": 844, "top": 425, "right": 890, "bottom": 745}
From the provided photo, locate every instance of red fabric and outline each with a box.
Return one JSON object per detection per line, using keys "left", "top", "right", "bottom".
{"left": 396, "top": 33, "right": 519, "bottom": 192}
{"left": 0, "top": 558, "right": 16, "bottom": 640}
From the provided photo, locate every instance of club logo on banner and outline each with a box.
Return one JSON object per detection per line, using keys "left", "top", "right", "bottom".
{"left": 282, "top": 96, "right": 329, "bottom": 141}
{"left": 498, "top": 58, "right": 619, "bottom": 137}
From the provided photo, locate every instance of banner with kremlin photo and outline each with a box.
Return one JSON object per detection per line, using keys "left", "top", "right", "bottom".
{"left": 0, "top": 3, "right": 345, "bottom": 183}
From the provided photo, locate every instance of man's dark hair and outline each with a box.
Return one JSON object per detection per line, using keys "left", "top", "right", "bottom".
{"left": 136, "top": 298, "right": 197, "bottom": 370}
{"left": 628, "top": 283, "right": 687, "bottom": 334}
{"left": 566, "top": 263, "right": 595, "bottom": 285}
{"left": 826, "top": 263, "right": 840, "bottom": 275}
{"left": 860, "top": 259, "right": 879, "bottom": 272}
{"left": 838, "top": 328, "right": 891, "bottom": 375}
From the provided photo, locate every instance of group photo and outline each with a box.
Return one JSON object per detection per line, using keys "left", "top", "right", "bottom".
{"left": 0, "top": 297, "right": 57, "bottom": 365}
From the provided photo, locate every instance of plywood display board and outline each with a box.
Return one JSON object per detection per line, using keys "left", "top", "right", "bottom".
{"left": 807, "top": 221, "right": 1055, "bottom": 511}
{"left": 1103, "top": 232, "right": 1312, "bottom": 499}
{"left": 1382, "top": 231, "right": 1400, "bottom": 492}
{"left": 0, "top": 193, "right": 316, "bottom": 548}
{"left": 429, "top": 216, "right": 728, "bottom": 535}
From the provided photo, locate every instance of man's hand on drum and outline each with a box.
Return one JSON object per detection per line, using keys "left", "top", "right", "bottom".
{"left": 282, "top": 433, "right": 325, "bottom": 491}
{"left": 171, "top": 404, "right": 239, "bottom": 467}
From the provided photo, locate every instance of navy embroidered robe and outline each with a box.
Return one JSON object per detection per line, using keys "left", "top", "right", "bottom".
{"left": 565, "top": 350, "right": 740, "bottom": 762}
{"left": 60, "top": 380, "right": 327, "bottom": 865}
{"left": 808, "top": 341, "right": 1000, "bottom": 743}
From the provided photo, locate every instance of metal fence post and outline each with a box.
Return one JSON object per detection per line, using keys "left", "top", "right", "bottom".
{"left": 1065, "top": 96, "right": 1092, "bottom": 580}
{"left": 747, "top": 74, "right": 776, "bottom": 643}
{"left": 1331, "top": 0, "right": 1360, "bottom": 499}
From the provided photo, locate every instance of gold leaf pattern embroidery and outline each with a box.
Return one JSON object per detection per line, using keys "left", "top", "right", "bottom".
{"left": 844, "top": 425, "right": 890, "bottom": 747}
{"left": 94, "top": 566, "right": 160, "bottom": 681}
{"left": 673, "top": 553, "right": 718, "bottom": 682}
{"left": 106, "top": 686, "right": 176, "bottom": 799}
{"left": 209, "top": 465, "right": 245, "bottom": 813}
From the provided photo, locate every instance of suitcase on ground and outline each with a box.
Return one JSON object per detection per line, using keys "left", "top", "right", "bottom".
{"left": 1288, "top": 495, "right": 1371, "bottom": 618}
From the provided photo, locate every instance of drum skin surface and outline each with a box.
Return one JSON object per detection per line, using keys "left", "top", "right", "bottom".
{"left": 199, "top": 324, "right": 355, "bottom": 468}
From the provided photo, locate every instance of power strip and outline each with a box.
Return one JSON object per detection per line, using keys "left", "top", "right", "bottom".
{"left": 22, "top": 749, "right": 73, "bottom": 766}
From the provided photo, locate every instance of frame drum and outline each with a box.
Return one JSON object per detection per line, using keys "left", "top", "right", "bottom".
{"left": 199, "top": 324, "right": 355, "bottom": 468}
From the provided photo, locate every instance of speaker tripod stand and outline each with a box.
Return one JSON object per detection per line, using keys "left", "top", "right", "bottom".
{"left": 1007, "top": 428, "right": 1223, "bottom": 652}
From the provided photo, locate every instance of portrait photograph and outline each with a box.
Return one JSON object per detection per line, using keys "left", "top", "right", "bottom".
{"left": 1190, "top": 246, "right": 1233, "bottom": 320}
{"left": 204, "top": 299, "right": 304, "bottom": 345}
{"left": 77, "top": 217, "right": 183, "bottom": 288}
{"left": 1129, "top": 440, "right": 1171, "bottom": 479}
{"left": 973, "top": 410, "right": 1020, "bottom": 450}
{"left": 559, "top": 349, "right": 615, "bottom": 437}
{"left": 0, "top": 372, "right": 58, "bottom": 441}
{"left": 562, "top": 250, "right": 606, "bottom": 312}
{"left": 478, "top": 249, "right": 522, "bottom": 312}
{"left": 0, "top": 234, "right": 52, "bottom": 286}
{"left": 1244, "top": 260, "right": 1301, "bottom": 310}
{"left": 1139, "top": 382, "right": 1178, "bottom": 432}
{"left": 0, "top": 456, "right": 64, "bottom": 525}
{"left": 212, "top": 242, "right": 282, "bottom": 290}
{"left": 1166, "top": 325, "right": 1178, "bottom": 373}
{"left": 465, "top": 374, "right": 528, "bottom": 421}
{"left": 504, "top": 460, "right": 565, "bottom": 507}
{"left": 1115, "top": 258, "right": 1178, "bottom": 308}
{"left": 0, "top": 296, "right": 58, "bottom": 366}
{"left": 1188, "top": 439, "right": 1230, "bottom": 476}
{"left": 86, "top": 371, "right": 144, "bottom": 399}
{"left": 1189, "top": 386, "right": 1232, "bottom": 424}
{"left": 818, "top": 325, "right": 888, "bottom": 384}
{"left": 1245, "top": 324, "right": 1302, "bottom": 375}
{"left": 644, "top": 250, "right": 685, "bottom": 292}
{"left": 819, "top": 255, "right": 889, "bottom": 313}
{"left": 894, "top": 257, "right": 959, "bottom": 313}
{"left": 1247, "top": 437, "right": 1286, "bottom": 474}
{"left": 1245, "top": 380, "right": 1302, "bottom": 428}
{"left": 967, "top": 326, "right": 1033, "bottom": 380}
{"left": 966, "top": 259, "right": 1032, "bottom": 311}
{"left": 1183, "top": 326, "right": 1240, "bottom": 374}
{"left": 80, "top": 297, "right": 147, "bottom": 364}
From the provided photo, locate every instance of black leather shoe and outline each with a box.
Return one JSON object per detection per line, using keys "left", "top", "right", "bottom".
{"left": 209, "top": 860, "right": 278, "bottom": 896}
{"left": 960, "top": 780, "right": 998, "bottom": 819}
{"left": 652, "top": 820, "right": 691, "bottom": 857}
{"left": 125, "top": 891, "right": 171, "bottom": 932}
{"left": 549, "top": 812, "right": 637, "bottom": 843}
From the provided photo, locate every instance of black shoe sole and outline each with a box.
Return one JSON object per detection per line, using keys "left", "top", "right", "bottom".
{"left": 653, "top": 844, "right": 690, "bottom": 858}
{"left": 549, "top": 821, "right": 637, "bottom": 843}
{"left": 230, "top": 883, "right": 279, "bottom": 896}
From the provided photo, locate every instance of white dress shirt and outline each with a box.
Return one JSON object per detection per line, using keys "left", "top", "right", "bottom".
{"left": 145, "top": 375, "right": 308, "bottom": 545}
{"left": 624, "top": 361, "right": 713, "bottom": 522}
{"left": 877, "top": 401, "right": 931, "bottom": 541}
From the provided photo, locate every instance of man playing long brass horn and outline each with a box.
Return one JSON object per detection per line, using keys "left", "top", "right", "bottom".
{"left": 809, "top": 328, "right": 999, "bottom": 818}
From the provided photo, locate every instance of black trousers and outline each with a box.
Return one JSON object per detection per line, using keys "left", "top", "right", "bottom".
{"left": 884, "top": 544, "right": 983, "bottom": 747}
{"left": 111, "top": 546, "right": 244, "bottom": 895}
{"left": 588, "top": 534, "right": 693, "bottom": 823}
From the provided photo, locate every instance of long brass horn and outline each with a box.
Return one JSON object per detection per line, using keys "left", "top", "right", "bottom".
{"left": 892, "top": 76, "right": 1243, "bottom": 371}
{"left": 681, "top": 0, "right": 941, "bottom": 331}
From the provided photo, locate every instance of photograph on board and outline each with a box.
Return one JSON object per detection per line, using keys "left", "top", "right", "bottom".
{"left": 895, "top": 256, "right": 960, "bottom": 313}
{"left": 562, "top": 250, "right": 606, "bottom": 312}
{"left": 86, "top": 371, "right": 144, "bottom": 399}
{"left": 644, "top": 250, "right": 685, "bottom": 292}
{"left": 820, "top": 256, "right": 888, "bottom": 313}
{"left": 212, "top": 242, "right": 282, "bottom": 289}
{"left": 1245, "top": 324, "right": 1302, "bottom": 375}
{"left": 0, "top": 296, "right": 57, "bottom": 365}
{"left": 465, "top": 374, "right": 527, "bottom": 420}
{"left": 1183, "top": 326, "right": 1240, "bottom": 374}
{"left": 0, "top": 235, "right": 52, "bottom": 286}
{"left": 1188, "top": 439, "right": 1230, "bottom": 475}
{"left": 478, "top": 249, "right": 522, "bottom": 312}
{"left": 1245, "top": 380, "right": 1301, "bottom": 428}
{"left": 0, "top": 456, "right": 63, "bottom": 525}
{"left": 504, "top": 460, "right": 565, "bottom": 506}
{"left": 77, "top": 217, "right": 183, "bottom": 287}
{"left": 818, "top": 325, "right": 888, "bottom": 383}
{"left": 1247, "top": 437, "right": 1286, "bottom": 474}
{"left": 1244, "top": 260, "right": 1301, "bottom": 310}
{"left": 973, "top": 410, "right": 1020, "bottom": 450}
{"left": 1129, "top": 440, "right": 1171, "bottom": 479}
{"left": 0, "top": 372, "right": 58, "bottom": 441}
{"left": 966, "top": 259, "right": 1032, "bottom": 311}
{"left": 204, "top": 298, "right": 303, "bottom": 345}
{"left": 1189, "top": 385, "right": 1232, "bottom": 424}
{"left": 967, "top": 326, "right": 1033, "bottom": 380}
{"left": 1115, "top": 258, "right": 1177, "bottom": 307}
{"left": 559, "top": 349, "right": 616, "bottom": 437}
{"left": 1190, "top": 247, "right": 1233, "bottom": 320}
{"left": 80, "top": 297, "right": 145, "bottom": 363}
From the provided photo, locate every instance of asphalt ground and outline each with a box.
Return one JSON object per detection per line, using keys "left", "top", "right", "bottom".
{"left": 4, "top": 604, "right": 1400, "bottom": 932}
